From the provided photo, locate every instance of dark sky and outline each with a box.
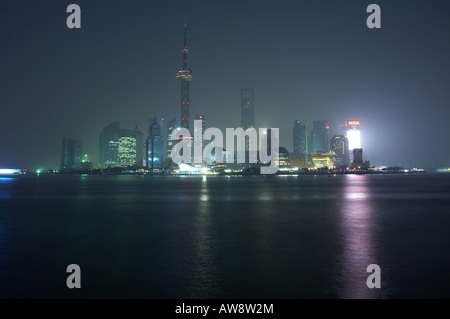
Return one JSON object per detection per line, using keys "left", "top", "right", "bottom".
{"left": 1, "top": 0, "right": 449, "bottom": 170}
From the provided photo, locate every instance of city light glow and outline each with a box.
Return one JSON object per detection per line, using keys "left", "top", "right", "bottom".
{"left": 0, "top": 169, "right": 21, "bottom": 174}
{"left": 347, "top": 120, "right": 360, "bottom": 126}
{"left": 347, "top": 130, "right": 361, "bottom": 150}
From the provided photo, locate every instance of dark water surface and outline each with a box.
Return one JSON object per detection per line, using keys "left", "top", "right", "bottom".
{"left": 1, "top": 174, "right": 450, "bottom": 298}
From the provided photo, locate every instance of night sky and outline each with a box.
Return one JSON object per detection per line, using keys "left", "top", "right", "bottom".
{"left": 1, "top": 0, "right": 449, "bottom": 170}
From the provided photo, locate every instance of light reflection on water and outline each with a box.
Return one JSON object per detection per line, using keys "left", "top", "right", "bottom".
{"left": 338, "top": 175, "right": 380, "bottom": 298}
{"left": 185, "top": 176, "right": 218, "bottom": 298}
{"left": 1, "top": 174, "right": 450, "bottom": 298}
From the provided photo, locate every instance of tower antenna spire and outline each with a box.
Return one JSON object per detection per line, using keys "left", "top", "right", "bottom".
{"left": 183, "top": 15, "right": 188, "bottom": 67}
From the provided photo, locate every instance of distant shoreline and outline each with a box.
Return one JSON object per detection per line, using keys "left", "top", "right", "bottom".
{"left": 10, "top": 170, "right": 433, "bottom": 177}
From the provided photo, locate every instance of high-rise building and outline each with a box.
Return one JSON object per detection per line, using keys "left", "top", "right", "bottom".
{"left": 351, "top": 148, "right": 363, "bottom": 168}
{"left": 61, "top": 138, "right": 83, "bottom": 170}
{"left": 99, "top": 121, "right": 120, "bottom": 168}
{"left": 134, "top": 126, "right": 144, "bottom": 167}
{"left": 343, "top": 120, "right": 361, "bottom": 163}
{"left": 350, "top": 148, "right": 370, "bottom": 168}
{"left": 241, "top": 88, "right": 255, "bottom": 130}
{"left": 194, "top": 115, "right": 206, "bottom": 158}
{"left": 118, "top": 129, "right": 137, "bottom": 167}
{"left": 176, "top": 17, "right": 193, "bottom": 130}
{"left": 293, "top": 120, "right": 308, "bottom": 155}
{"left": 164, "top": 117, "right": 177, "bottom": 163}
{"left": 147, "top": 117, "right": 164, "bottom": 170}
{"left": 195, "top": 115, "right": 205, "bottom": 133}
{"left": 344, "top": 120, "right": 361, "bottom": 151}
{"left": 312, "top": 120, "right": 329, "bottom": 153}
{"left": 330, "top": 135, "right": 349, "bottom": 167}
{"left": 353, "top": 148, "right": 363, "bottom": 163}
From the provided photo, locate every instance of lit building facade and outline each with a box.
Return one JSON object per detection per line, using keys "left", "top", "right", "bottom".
{"left": 344, "top": 120, "right": 361, "bottom": 158}
{"left": 118, "top": 129, "right": 137, "bottom": 167}
{"left": 276, "top": 147, "right": 290, "bottom": 168}
{"left": 309, "top": 151, "right": 337, "bottom": 169}
{"left": 330, "top": 135, "right": 349, "bottom": 167}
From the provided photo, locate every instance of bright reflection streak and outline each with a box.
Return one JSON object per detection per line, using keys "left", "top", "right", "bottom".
{"left": 338, "top": 175, "right": 381, "bottom": 298}
{"left": 185, "top": 175, "right": 217, "bottom": 297}
{"left": 345, "top": 192, "right": 369, "bottom": 200}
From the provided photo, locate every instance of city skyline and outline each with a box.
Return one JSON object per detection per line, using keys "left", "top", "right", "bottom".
{"left": 1, "top": 1, "right": 450, "bottom": 170}
{"left": 2, "top": 1, "right": 450, "bottom": 303}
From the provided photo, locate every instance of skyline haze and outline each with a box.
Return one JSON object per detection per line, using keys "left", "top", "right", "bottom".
{"left": 1, "top": 0, "right": 449, "bottom": 170}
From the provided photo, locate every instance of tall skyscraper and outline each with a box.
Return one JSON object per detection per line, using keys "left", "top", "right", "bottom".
{"left": 195, "top": 115, "right": 205, "bottom": 133}
{"left": 312, "top": 120, "right": 329, "bottom": 153}
{"left": 176, "top": 17, "right": 193, "bottom": 130}
{"left": 164, "top": 117, "right": 177, "bottom": 163}
{"left": 241, "top": 88, "right": 255, "bottom": 130}
{"left": 195, "top": 115, "right": 205, "bottom": 141}
{"left": 118, "top": 129, "right": 137, "bottom": 167}
{"left": 344, "top": 120, "right": 361, "bottom": 151}
{"left": 147, "top": 117, "right": 164, "bottom": 171}
{"left": 330, "top": 135, "right": 349, "bottom": 167}
{"left": 99, "top": 121, "right": 120, "bottom": 168}
{"left": 134, "top": 125, "right": 144, "bottom": 167}
{"left": 293, "top": 120, "right": 308, "bottom": 155}
{"left": 343, "top": 120, "right": 361, "bottom": 163}
{"left": 61, "top": 138, "right": 82, "bottom": 170}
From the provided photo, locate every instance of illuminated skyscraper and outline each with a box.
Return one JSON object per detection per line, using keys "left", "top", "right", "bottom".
{"left": 61, "top": 138, "right": 82, "bottom": 170}
{"left": 344, "top": 120, "right": 361, "bottom": 151}
{"left": 241, "top": 88, "right": 255, "bottom": 130}
{"left": 293, "top": 120, "right": 308, "bottom": 155}
{"left": 118, "top": 129, "right": 137, "bottom": 167}
{"left": 344, "top": 120, "right": 361, "bottom": 163}
{"left": 176, "top": 17, "right": 193, "bottom": 130}
{"left": 99, "top": 121, "right": 120, "bottom": 168}
{"left": 330, "top": 135, "right": 349, "bottom": 167}
{"left": 312, "top": 120, "right": 329, "bottom": 152}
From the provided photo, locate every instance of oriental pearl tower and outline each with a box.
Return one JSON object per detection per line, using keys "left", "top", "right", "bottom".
{"left": 176, "top": 17, "right": 193, "bottom": 130}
